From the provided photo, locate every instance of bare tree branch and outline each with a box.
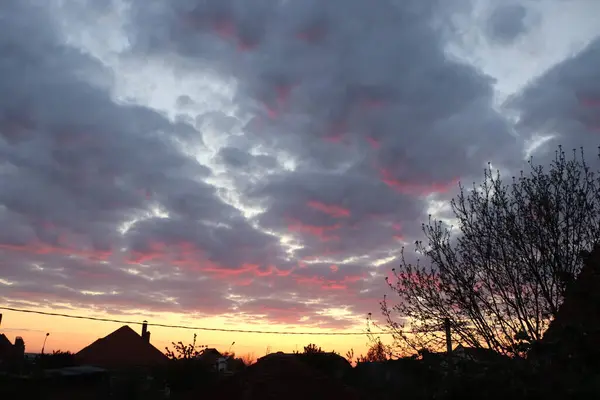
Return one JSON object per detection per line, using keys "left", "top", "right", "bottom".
{"left": 381, "top": 146, "right": 600, "bottom": 357}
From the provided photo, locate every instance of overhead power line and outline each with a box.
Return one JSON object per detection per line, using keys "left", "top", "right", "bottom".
{"left": 0, "top": 306, "right": 391, "bottom": 336}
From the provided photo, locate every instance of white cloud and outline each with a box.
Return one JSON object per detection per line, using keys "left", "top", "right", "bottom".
{"left": 446, "top": 0, "right": 600, "bottom": 104}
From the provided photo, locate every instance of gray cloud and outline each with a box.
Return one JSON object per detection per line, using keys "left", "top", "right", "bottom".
{"left": 508, "top": 36, "right": 600, "bottom": 161}
{"left": 0, "top": 2, "right": 215, "bottom": 252}
{"left": 128, "top": 0, "right": 518, "bottom": 172}
{"left": 0, "top": 249, "right": 232, "bottom": 315}
{"left": 0, "top": 2, "right": 267, "bottom": 313}
{"left": 486, "top": 4, "right": 529, "bottom": 43}
{"left": 245, "top": 168, "right": 425, "bottom": 264}
{"left": 2, "top": 0, "right": 568, "bottom": 332}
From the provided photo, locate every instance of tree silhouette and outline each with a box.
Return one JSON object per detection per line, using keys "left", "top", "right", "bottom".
{"left": 165, "top": 333, "right": 207, "bottom": 360}
{"left": 382, "top": 147, "right": 600, "bottom": 356}
{"left": 303, "top": 343, "right": 324, "bottom": 354}
{"left": 358, "top": 339, "right": 393, "bottom": 362}
{"left": 345, "top": 348, "right": 355, "bottom": 364}
{"left": 37, "top": 350, "right": 76, "bottom": 369}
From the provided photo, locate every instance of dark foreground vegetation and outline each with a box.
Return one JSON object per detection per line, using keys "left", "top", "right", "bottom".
{"left": 2, "top": 343, "right": 598, "bottom": 399}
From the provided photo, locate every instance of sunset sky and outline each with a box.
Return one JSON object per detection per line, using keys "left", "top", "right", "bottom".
{"left": 1, "top": 0, "right": 600, "bottom": 358}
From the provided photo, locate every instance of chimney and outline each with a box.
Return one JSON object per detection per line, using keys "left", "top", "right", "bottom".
{"left": 141, "top": 320, "right": 150, "bottom": 342}
{"left": 0, "top": 313, "right": 2, "bottom": 327}
{"left": 14, "top": 337, "right": 25, "bottom": 358}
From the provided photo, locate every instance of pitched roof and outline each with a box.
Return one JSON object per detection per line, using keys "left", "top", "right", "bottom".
{"left": 196, "top": 348, "right": 223, "bottom": 365}
{"left": 75, "top": 325, "right": 168, "bottom": 369}
{"left": 0, "top": 334, "right": 14, "bottom": 359}
{"left": 0, "top": 334, "right": 12, "bottom": 348}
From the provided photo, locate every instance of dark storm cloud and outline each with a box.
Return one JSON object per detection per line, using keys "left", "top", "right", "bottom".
{"left": 124, "top": 215, "right": 292, "bottom": 276}
{"left": 0, "top": 0, "right": 532, "bottom": 328}
{"left": 0, "top": 1, "right": 279, "bottom": 314}
{"left": 123, "top": 0, "right": 520, "bottom": 284}
{"left": 508, "top": 37, "right": 600, "bottom": 160}
{"left": 127, "top": 0, "right": 518, "bottom": 174}
{"left": 0, "top": 2, "right": 216, "bottom": 248}
{"left": 486, "top": 4, "right": 529, "bottom": 43}
{"left": 176, "top": 95, "right": 197, "bottom": 109}
{"left": 216, "top": 146, "right": 279, "bottom": 172}
{"left": 246, "top": 167, "right": 426, "bottom": 263}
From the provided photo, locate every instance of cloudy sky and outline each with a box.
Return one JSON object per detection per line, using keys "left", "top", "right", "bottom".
{"left": 1, "top": 0, "right": 600, "bottom": 355}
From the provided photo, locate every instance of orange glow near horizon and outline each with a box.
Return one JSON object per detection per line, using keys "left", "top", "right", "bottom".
{"left": 0, "top": 306, "right": 373, "bottom": 359}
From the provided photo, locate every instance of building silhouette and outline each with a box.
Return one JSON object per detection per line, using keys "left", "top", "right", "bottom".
{"left": 76, "top": 323, "right": 167, "bottom": 369}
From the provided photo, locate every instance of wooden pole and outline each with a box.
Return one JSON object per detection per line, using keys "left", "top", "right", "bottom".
{"left": 444, "top": 318, "right": 452, "bottom": 354}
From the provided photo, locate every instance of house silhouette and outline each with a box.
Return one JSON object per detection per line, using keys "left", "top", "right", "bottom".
{"left": 0, "top": 333, "right": 25, "bottom": 364}
{"left": 76, "top": 325, "right": 167, "bottom": 369}
{"left": 532, "top": 244, "right": 600, "bottom": 366}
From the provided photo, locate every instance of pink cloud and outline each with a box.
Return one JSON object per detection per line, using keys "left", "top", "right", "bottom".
{"left": 323, "top": 121, "right": 347, "bottom": 143}
{"left": 201, "top": 263, "right": 291, "bottom": 279}
{"left": 286, "top": 217, "right": 341, "bottom": 241}
{"left": 128, "top": 241, "right": 166, "bottom": 264}
{"left": 182, "top": 12, "right": 260, "bottom": 53}
{"left": 294, "top": 273, "right": 364, "bottom": 291}
{"left": 307, "top": 201, "right": 350, "bottom": 218}
{"left": 127, "top": 240, "right": 293, "bottom": 280}
{"left": 265, "top": 104, "right": 279, "bottom": 119}
{"left": 232, "top": 278, "right": 254, "bottom": 286}
{"left": 263, "top": 84, "right": 294, "bottom": 120}
{"left": 580, "top": 97, "right": 600, "bottom": 107}
{"left": 296, "top": 26, "right": 327, "bottom": 43}
{"left": 74, "top": 269, "right": 111, "bottom": 281}
{"left": 361, "top": 98, "right": 386, "bottom": 110}
{"left": 212, "top": 18, "right": 235, "bottom": 39}
{"left": 276, "top": 85, "right": 292, "bottom": 106}
{"left": 366, "top": 136, "right": 381, "bottom": 149}
{"left": 379, "top": 168, "right": 458, "bottom": 195}
{"left": 0, "top": 240, "right": 112, "bottom": 262}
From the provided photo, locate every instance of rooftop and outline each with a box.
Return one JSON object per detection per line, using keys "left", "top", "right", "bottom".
{"left": 75, "top": 325, "right": 168, "bottom": 369}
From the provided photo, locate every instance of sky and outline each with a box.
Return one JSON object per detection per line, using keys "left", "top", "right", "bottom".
{"left": 1, "top": 0, "right": 600, "bottom": 358}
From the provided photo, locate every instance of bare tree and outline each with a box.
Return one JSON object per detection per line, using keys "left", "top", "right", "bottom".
{"left": 357, "top": 339, "right": 393, "bottom": 363}
{"left": 303, "top": 343, "right": 324, "bottom": 354}
{"left": 382, "top": 147, "right": 600, "bottom": 356}
{"left": 345, "top": 348, "right": 355, "bottom": 364}
{"left": 165, "top": 333, "right": 207, "bottom": 360}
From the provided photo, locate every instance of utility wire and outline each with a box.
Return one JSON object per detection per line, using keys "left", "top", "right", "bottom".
{"left": 0, "top": 306, "right": 391, "bottom": 336}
